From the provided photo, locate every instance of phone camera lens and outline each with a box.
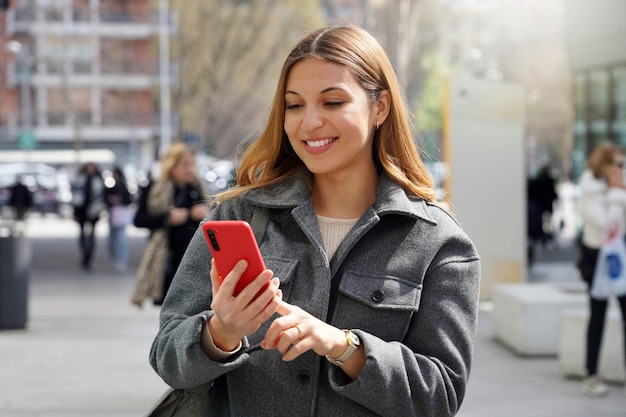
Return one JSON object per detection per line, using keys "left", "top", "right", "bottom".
{"left": 207, "top": 230, "right": 220, "bottom": 251}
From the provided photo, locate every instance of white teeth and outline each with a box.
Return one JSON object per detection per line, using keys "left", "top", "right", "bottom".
{"left": 306, "top": 138, "right": 334, "bottom": 148}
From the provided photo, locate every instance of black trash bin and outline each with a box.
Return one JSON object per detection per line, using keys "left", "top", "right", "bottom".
{"left": 0, "top": 222, "right": 30, "bottom": 330}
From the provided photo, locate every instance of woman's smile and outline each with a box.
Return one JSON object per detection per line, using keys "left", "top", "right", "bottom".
{"left": 304, "top": 137, "right": 337, "bottom": 153}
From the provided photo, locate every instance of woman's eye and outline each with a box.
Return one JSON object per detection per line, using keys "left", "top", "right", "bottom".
{"left": 325, "top": 101, "right": 343, "bottom": 107}
{"left": 285, "top": 103, "right": 301, "bottom": 110}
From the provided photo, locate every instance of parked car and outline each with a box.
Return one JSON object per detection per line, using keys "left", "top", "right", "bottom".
{"left": 0, "top": 162, "right": 71, "bottom": 218}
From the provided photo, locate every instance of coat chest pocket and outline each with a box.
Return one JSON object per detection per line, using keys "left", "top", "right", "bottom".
{"left": 333, "top": 271, "right": 422, "bottom": 341}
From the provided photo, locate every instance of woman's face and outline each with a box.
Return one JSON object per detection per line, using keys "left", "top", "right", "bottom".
{"left": 170, "top": 153, "right": 196, "bottom": 186}
{"left": 283, "top": 59, "right": 385, "bottom": 179}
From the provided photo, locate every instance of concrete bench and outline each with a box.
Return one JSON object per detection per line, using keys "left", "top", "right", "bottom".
{"left": 559, "top": 304, "right": 624, "bottom": 383}
{"left": 492, "top": 283, "right": 587, "bottom": 356}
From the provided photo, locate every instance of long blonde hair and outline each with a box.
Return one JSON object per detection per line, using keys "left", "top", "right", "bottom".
{"left": 215, "top": 26, "right": 434, "bottom": 203}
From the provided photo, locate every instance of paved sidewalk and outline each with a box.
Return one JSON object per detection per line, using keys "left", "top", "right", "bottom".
{"left": 0, "top": 216, "right": 624, "bottom": 416}
{"left": 0, "top": 217, "right": 168, "bottom": 417}
{"left": 460, "top": 239, "right": 625, "bottom": 417}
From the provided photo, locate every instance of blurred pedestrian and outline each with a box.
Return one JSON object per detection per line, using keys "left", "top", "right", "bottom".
{"left": 131, "top": 142, "right": 209, "bottom": 307}
{"left": 531, "top": 164, "right": 559, "bottom": 244}
{"left": 9, "top": 174, "right": 33, "bottom": 221}
{"left": 576, "top": 140, "right": 626, "bottom": 397}
{"left": 105, "top": 167, "right": 133, "bottom": 272}
{"left": 148, "top": 26, "right": 480, "bottom": 417}
{"left": 527, "top": 164, "right": 559, "bottom": 264}
{"left": 71, "top": 162, "right": 105, "bottom": 271}
{"left": 527, "top": 175, "right": 542, "bottom": 264}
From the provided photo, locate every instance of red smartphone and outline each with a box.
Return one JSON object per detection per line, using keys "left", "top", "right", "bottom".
{"left": 202, "top": 220, "right": 269, "bottom": 298}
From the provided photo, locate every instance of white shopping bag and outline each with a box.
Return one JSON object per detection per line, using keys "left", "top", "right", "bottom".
{"left": 109, "top": 205, "right": 135, "bottom": 227}
{"left": 591, "top": 222, "right": 626, "bottom": 299}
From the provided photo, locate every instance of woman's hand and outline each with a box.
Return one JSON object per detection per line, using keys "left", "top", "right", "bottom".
{"left": 262, "top": 301, "right": 366, "bottom": 378}
{"left": 208, "top": 259, "right": 282, "bottom": 351}
{"left": 263, "top": 302, "right": 352, "bottom": 353}
{"left": 261, "top": 301, "right": 345, "bottom": 359}
{"left": 190, "top": 203, "right": 210, "bottom": 221}
{"left": 168, "top": 207, "right": 190, "bottom": 225}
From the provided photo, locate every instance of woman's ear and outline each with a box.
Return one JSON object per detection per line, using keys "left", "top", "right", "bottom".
{"left": 375, "top": 90, "right": 391, "bottom": 126}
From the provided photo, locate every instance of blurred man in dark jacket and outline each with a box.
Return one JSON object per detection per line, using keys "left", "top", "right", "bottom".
{"left": 9, "top": 175, "right": 33, "bottom": 221}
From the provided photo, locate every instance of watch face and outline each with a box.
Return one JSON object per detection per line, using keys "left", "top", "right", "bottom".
{"left": 348, "top": 331, "right": 359, "bottom": 346}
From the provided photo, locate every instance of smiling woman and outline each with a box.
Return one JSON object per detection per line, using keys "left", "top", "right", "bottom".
{"left": 149, "top": 26, "right": 480, "bottom": 417}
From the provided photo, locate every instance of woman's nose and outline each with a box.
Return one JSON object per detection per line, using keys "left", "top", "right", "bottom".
{"left": 301, "top": 107, "right": 323, "bottom": 132}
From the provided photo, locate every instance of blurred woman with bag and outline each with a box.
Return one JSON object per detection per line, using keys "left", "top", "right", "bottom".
{"left": 131, "top": 143, "right": 209, "bottom": 307}
{"left": 577, "top": 140, "right": 626, "bottom": 396}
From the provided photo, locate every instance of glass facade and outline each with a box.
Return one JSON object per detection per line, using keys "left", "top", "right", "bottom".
{"left": 613, "top": 66, "right": 626, "bottom": 143}
{"left": 572, "top": 63, "right": 626, "bottom": 179}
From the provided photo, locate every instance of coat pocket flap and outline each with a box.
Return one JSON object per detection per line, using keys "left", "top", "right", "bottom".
{"left": 338, "top": 271, "right": 421, "bottom": 311}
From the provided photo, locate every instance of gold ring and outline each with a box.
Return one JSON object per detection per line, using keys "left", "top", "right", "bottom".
{"left": 294, "top": 325, "right": 303, "bottom": 340}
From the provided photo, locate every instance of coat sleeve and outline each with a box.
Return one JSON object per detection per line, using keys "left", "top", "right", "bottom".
{"left": 149, "top": 205, "right": 253, "bottom": 388}
{"left": 328, "top": 231, "right": 481, "bottom": 417}
{"left": 581, "top": 186, "right": 626, "bottom": 235}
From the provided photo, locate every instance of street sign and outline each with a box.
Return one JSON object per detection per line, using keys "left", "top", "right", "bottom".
{"left": 17, "top": 131, "right": 37, "bottom": 149}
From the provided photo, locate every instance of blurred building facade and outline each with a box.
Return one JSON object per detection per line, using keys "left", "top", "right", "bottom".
{"left": 565, "top": 0, "right": 626, "bottom": 179}
{"left": 321, "top": 0, "right": 370, "bottom": 25}
{"left": 0, "top": 0, "right": 177, "bottom": 171}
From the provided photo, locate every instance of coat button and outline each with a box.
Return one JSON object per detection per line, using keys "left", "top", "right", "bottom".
{"left": 371, "top": 290, "right": 385, "bottom": 303}
{"left": 296, "top": 370, "right": 311, "bottom": 383}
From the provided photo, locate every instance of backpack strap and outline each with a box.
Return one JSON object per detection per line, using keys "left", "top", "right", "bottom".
{"left": 250, "top": 205, "right": 269, "bottom": 245}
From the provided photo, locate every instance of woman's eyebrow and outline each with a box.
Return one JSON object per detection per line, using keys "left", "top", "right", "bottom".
{"left": 284, "top": 86, "right": 346, "bottom": 96}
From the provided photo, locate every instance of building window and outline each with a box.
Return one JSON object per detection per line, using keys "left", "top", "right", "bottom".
{"left": 588, "top": 69, "right": 609, "bottom": 121}
{"left": 573, "top": 72, "right": 586, "bottom": 121}
{"left": 613, "top": 65, "right": 626, "bottom": 145}
{"left": 613, "top": 66, "right": 626, "bottom": 121}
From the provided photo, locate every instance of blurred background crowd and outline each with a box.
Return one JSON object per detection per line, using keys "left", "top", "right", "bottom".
{"left": 1, "top": 0, "right": 622, "bottom": 221}
{"left": 1, "top": 1, "right": 626, "bottom": 414}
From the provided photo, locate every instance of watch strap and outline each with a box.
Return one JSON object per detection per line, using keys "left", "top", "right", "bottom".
{"left": 325, "top": 330, "right": 359, "bottom": 366}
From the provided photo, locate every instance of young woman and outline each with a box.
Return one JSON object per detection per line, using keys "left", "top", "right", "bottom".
{"left": 577, "top": 140, "right": 626, "bottom": 397}
{"left": 149, "top": 26, "right": 480, "bottom": 416}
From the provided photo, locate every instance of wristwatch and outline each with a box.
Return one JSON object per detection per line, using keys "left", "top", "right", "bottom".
{"left": 325, "top": 330, "right": 360, "bottom": 366}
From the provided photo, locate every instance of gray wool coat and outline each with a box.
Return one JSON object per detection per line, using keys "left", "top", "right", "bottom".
{"left": 149, "top": 172, "right": 481, "bottom": 417}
